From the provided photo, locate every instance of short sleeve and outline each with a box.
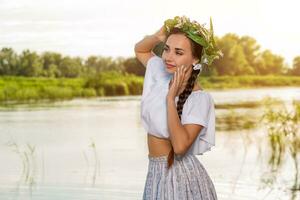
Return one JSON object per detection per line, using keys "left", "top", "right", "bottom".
{"left": 141, "top": 56, "right": 161, "bottom": 99}
{"left": 181, "top": 92, "right": 216, "bottom": 155}
{"left": 181, "top": 92, "right": 211, "bottom": 127}
{"left": 140, "top": 55, "right": 173, "bottom": 139}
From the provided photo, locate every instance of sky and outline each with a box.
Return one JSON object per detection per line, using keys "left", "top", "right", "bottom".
{"left": 0, "top": 0, "right": 299, "bottom": 65}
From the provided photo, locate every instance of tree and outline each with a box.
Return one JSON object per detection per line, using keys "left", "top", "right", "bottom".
{"left": 291, "top": 56, "right": 300, "bottom": 75}
{"left": 213, "top": 34, "right": 254, "bottom": 75}
{"left": 123, "top": 57, "right": 145, "bottom": 76}
{"left": 19, "top": 50, "right": 43, "bottom": 76}
{"left": 255, "top": 50, "right": 285, "bottom": 75}
{"left": 58, "top": 56, "right": 83, "bottom": 78}
{"left": 41, "top": 52, "right": 62, "bottom": 77}
{"left": 239, "top": 36, "right": 261, "bottom": 73}
{"left": 0, "top": 47, "right": 19, "bottom": 75}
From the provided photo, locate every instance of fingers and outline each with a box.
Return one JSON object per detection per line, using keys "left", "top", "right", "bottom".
{"left": 182, "top": 65, "right": 188, "bottom": 80}
{"left": 170, "top": 64, "right": 188, "bottom": 95}
{"left": 182, "top": 64, "right": 189, "bottom": 74}
{"left": 178, "top": 66, "right": 183, "bottom": 85}
{"left": 173, "top": 67, "right": 180, "bottom": 85}
{"left": 178, "top": 65, "right": 185, "bottom": 85}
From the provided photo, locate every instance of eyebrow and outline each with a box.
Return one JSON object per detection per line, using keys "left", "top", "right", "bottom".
{"left": 165, "top": 44, "right": 185, "bottom": 52}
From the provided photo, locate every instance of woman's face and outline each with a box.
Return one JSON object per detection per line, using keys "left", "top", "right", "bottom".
{"left": 162, "top": 34, "right": 198, "bottom": 74}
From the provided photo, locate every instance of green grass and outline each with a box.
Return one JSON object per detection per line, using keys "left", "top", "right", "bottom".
{"left": 0, "top": 76, "right": 87, "bottom": 102}
{"left": 1, "top": 74, "right": 300, "bottom": 103}
{"left": 199, "top": 75, "right": 300, "bottom": 89}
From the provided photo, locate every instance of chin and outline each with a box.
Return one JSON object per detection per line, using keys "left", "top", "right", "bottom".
{"left": 166, "top": 68, "right": 176, "bottom": 74}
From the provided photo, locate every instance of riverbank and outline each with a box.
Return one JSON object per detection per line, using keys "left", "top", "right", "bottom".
{"left": 1, "top": 74, "right": 300, "bottom": 103}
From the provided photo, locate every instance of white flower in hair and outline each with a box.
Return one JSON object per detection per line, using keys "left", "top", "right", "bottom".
{"left": 192, "top": 63, "right": 202, "bottom": 70}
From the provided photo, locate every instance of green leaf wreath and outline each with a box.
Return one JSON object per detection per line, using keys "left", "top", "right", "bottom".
{"left": 164, "top": 16, "right": 223, "bottom": 66}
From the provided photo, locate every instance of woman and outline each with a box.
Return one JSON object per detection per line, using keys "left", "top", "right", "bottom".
{"left": 134, "top": 16, "right": 222, "bottom": 200}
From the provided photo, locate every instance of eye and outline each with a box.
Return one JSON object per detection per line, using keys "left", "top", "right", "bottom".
{"left": 176, "top": 52, "right": 183, "bottom": 55}
{"left": 163, "top": 47, "right": 169, "bottom": 51}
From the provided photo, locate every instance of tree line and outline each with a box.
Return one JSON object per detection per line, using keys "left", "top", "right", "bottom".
{"left": 0, "top": 33, "right": 299, "bottom": 78}
{"left": 0, "top": 48, "right": 145, "bottom": 78}
{"left": 213, "top": 34, "right": 300, "bottom": 76}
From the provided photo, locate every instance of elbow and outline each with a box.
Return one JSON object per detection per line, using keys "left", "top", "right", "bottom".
{"left": 134, "top": 44, "right": 138, "bottom": 53}
{"left": 134, "top": 43, "right": 140, "bottom": 54}
{"left": 134, "top": 45, "right": 138, "bottom": 56}
{"left": 134, "top": 44, "right": 141, "bottom": 58}
{"left": 173, "top": 145, "right": 187, "bottom": 156}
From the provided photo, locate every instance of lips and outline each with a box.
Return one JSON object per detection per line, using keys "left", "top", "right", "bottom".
{"left": 166, "top": 63, "right": 176, "bottom": 69}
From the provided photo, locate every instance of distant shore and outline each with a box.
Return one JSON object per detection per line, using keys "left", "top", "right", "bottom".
{"left": 1, "top": 74, "right": 300, "bottom": 103}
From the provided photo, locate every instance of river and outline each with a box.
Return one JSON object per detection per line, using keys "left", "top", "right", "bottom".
{"left": 0, "top": 87, "right": 299, "bottom": 200}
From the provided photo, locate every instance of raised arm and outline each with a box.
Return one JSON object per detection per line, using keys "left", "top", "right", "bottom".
{"left": 134, "top": 26, "right": 167, "bottom": 67}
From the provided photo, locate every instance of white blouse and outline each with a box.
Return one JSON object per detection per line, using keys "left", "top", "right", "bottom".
{"left": 140, "top": 55, "right": 216, "bottom": 155}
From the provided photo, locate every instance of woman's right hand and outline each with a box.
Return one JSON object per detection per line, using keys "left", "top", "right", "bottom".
{"left": 154, "top": 25, "right": 167, "bottom": 42}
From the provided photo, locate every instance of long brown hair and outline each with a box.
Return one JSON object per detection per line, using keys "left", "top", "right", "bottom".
{"left": 165, "top": 28, "right": 203, "bottom": 169}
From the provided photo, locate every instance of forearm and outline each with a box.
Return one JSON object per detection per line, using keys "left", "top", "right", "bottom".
{"left": 134, "top": 34, "right": 161, "bottom": 53}
{"left": 167, "top": 97, "right": 189, "bottom": 154}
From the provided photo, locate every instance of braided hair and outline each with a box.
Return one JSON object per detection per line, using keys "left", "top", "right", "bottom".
{"left": 166, "top": 28, "right": 203, "bottom": 169}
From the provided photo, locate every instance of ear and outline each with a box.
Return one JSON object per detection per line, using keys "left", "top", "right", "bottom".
{"left": 192, "top": 58, "right": 200, "bottom": 65}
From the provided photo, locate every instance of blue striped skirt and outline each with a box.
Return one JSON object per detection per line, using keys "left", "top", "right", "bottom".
{"left": 142, "top": 154, "right": 218, "bottom": 200}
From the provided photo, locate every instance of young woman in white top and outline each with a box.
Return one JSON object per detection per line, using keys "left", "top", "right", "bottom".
{"left": 134, "top": 16, "right": 221, "bottom": 200}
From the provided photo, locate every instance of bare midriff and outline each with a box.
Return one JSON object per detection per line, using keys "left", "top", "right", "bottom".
{"left": 147, "top": 85, "right": 203, "bottom": 157}
{"left": 147, "top": 134, "right": 172, "bottom": 157}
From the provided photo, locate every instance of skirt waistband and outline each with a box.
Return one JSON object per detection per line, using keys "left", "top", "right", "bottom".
{"left": 148, "top": 154, "right": 168, "bottom": 162}
{"left": 148, "top": 154, "right": 187, "bottom": 162}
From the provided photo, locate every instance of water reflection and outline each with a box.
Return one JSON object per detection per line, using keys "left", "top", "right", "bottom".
{"left": 0, "top": 87, "right": 299, "bottom": 199}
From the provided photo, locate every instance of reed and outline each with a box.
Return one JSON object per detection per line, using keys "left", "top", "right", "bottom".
{"left": 82, "top": 138, "right": 100, "bottom": 186}
{"left": 260, "top": 97, "right": 300, "bottom": 196}
{"left": 6, "top": 141, "right": 38, "bottom": 193}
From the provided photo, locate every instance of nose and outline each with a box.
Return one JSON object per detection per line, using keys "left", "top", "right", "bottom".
{"left": 164, "top": 51, "right": 174, "bottom": 62}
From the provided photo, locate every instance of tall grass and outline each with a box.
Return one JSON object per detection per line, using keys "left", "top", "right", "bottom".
{"left": 200, "top": 75, "right": 300, "bottom": 89}
{"left": 260, "top": 97, "right": 300, "bottom": 198}
{"left": 82, "top": 138, "right": 100, "bottom": 186}
{"left": 6, "top": 141, "right": 38, "bottom": 199}
{"left": 0, "top": 72, "right": 143, "bottom": 103}
{"left": 1, "top": 74, "right": 300, "bottom": 103}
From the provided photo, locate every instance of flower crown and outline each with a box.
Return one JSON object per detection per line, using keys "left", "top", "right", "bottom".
{"left": 164, "top": 16, "right": 223, "bottom": 66}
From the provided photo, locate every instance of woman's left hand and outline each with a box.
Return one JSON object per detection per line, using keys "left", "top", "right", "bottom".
{"left": 167, "top": 65, "right": 188, "bottom": 99}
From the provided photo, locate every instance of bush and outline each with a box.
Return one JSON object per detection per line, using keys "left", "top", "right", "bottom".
{"left": 15, "top": 87, "right": 39, "bottom": 101}
{"left": 39, "top": 86, "right": 73, "bottom": 100}
{"left": 82, "top": 88, "right": 97, "bottom": 97}
{"left": 2, "top": 83, "right": 18, "bottom": 100}
{"left": 0, "top": 89, "right": 4, "bottom": 101}
{"left": 97, "top": 87, "right": 105, "bottom": 96}
{"left": 102, "top": 81, "right": 128, "bottom": 96}
{"left": 2, "top": 75, "right": 300, "bottom": 103}
{"left": 115, "top": 82, "right": 129, "bottom": 95}
{"left": 126, "top": 79, "right": 143, "bottom": 95}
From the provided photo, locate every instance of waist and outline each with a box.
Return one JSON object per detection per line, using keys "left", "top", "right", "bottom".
{"left": 147, "top": 134, "right": 172, "bottom": 157}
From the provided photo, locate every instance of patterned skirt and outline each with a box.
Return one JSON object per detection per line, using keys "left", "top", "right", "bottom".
{"left": 142, "top": 154, "right": 218, "bottom": 200}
